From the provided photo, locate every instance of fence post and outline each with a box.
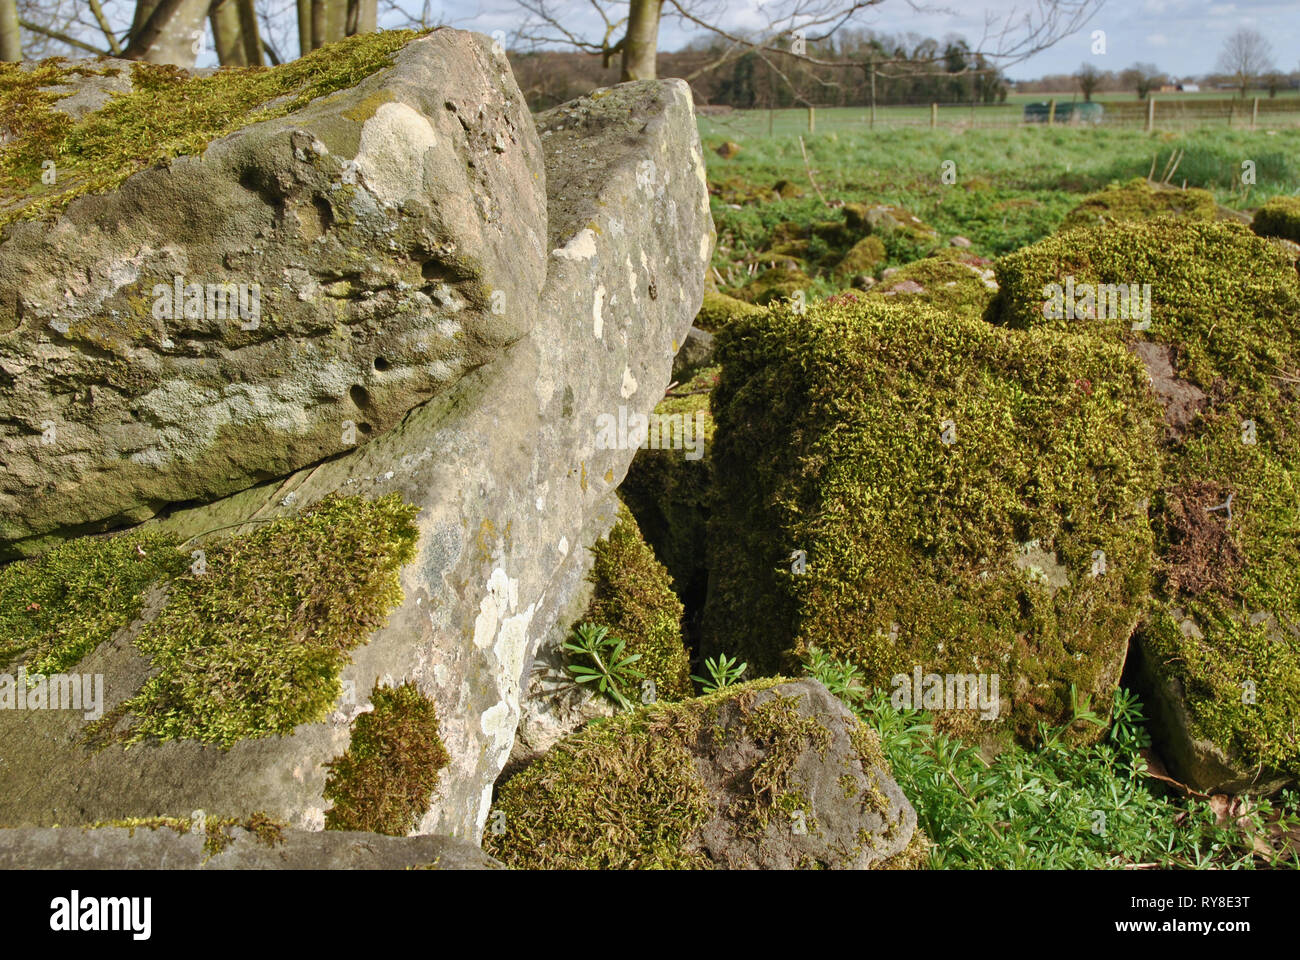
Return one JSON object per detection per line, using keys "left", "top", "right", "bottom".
{"left": 930, "top": 102, "right": 937, "bottom": 128}
{"left": 1047, "top": 99, "right": 1056, "bottom": 125}
{"left": 1145, "top": 97, "right": 1155, "bottom": 132}
{"left": 1251, "top": 96, "right": 1258, "bottom": 130}
{"left": 807, "top": 105, "right": 815, "bottom": 133}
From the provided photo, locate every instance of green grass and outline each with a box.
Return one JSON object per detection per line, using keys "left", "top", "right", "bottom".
{"left": 701, "top": 122, "right": 1300, "bottom": 295}
{"left": 803, "top": 651, "right": 1300, "bottom": 869}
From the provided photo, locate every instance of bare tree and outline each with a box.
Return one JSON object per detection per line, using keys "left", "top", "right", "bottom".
{"left": 1074, "top": 60, "right": 1099, "bottom": 100}
{"left": 1216, "top": 27, "right": 1273, "bottom": 98}
{"left": 514, "top": 0, "right": 1104, "bottom": 85}
{"left": 1119, "top": 61, "right": 1163, "bottom": 100}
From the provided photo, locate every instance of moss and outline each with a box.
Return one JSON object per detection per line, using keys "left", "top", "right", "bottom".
{"left": 833, "top": 235, "right": 886, "bottom": 280}
{"left": 993, "top": 218, "right": 1300, "bottom": 775}
{"left": 725, "top": 691, "right": 831, "bottom": 834}
{"left": 481, "top": 676, "right": 802, "bottom": 869}
{"left": 1252, "top": 195, "right": 1300, "bottom": 244}
{"left": 865, "top": 247, "right": 999, "bottom": 322}
{"left": 582, "top": 503, "right": 692, "bottom": 701}
{"left": 1058, "top": 178, "right": 1218, "bottom": 232}
{"left": 1144, "top": 604, "right": 1300, "bottom": 773}
{"left": 738, "top": 264, "right": 811, "bottom": 306}
{"left": 0, "top": 31, "right": 424, "bottom": 227}
{"left": 323, "top": 680, "right": 449, "bottom": 835}
{"left": 621, "top": 367, "right": 716, "bottom": 613}
{"left": 0, "top": 530, "right": 187, "bottom": 674}
{"left": 90, "top": 493, "right": 419, "bottom": 748}
{"left": 878, "top": 826, "right": 931, "bottom": 869}
{"left": 694, "top": 289, "right": 764, "bottom": 333}
{"left": 89, "top": 812, "right": 286, "bottom": 859}
{"left": 705, "top": 297, "right": 1162, "bottom": 742}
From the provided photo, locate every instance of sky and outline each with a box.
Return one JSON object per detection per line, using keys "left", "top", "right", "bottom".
{"left": 409, "top": 0, "right": 1300, "bottom": 80}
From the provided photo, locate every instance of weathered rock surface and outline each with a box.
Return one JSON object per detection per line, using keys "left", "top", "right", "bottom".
{"left": 0, "top": 30, "right": 548, "bottom": 557}
{"left": 487, "top": 678, "right": 917, "bottom": 869}
{"left": 0, "top": 825, "right": 502, "bottom": 869}
{"left": 0, "top": 40, "right": 713, "bottom": 846}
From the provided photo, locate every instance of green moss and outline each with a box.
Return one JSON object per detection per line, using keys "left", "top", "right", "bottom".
{"left": 621, "top": 367, "right": 716, "bottom": 612}
{"left": 866, "top": 247, "right": 999, "bottom": 322}
{"left": 482, "top": 676, "right": 806, "bottom": 869}
{"left": 89, "top": 812, "right": 286, "bottom": 859}
{"left": 878, "top": 826, "right": 931, "bottom": 869}
{"left": 993, "top": 218, "right": 1300, "bottom": 775}
{"left": 95, "top": 493, "right": 419, "bottom": 748}
{"left": 0, "top": 31, "right": 424, "bottom": 227}
{"left": 0, "top": 530, "right": 187, "bottom": 674}
{"left": 1252, "top": 195, "right": 1300, "bottom": 244}
{"left": 1058, "top": 178, "right": 1218, "bottom": 232}
{"left": 1144, "top": 604, "right": 1300, "bottom": 772}
{"left": 323, "top": 680, "right": 449, "bottom": 835}
{"left": 583, "top": 504, "right": 692, "bottom": 701}
{"left": 833, "top": 235, "right": 886, "bottom": 279}
{"left": 738, "top": 264, "right": 811, "bottom": 306}
{"left": 702, "top": 287, "right": 769, "bottom": 333}
{"left": 705, "top": 297, "right": 1162, "bottom": 742}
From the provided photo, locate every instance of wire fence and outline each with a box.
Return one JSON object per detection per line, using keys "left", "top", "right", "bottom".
{"left": 699, "top": 97, "right": 1300, "bottom": 138}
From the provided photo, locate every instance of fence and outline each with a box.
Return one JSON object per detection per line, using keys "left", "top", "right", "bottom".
{"left": 699, "top": 97, "right": 1300, "bottom": 138}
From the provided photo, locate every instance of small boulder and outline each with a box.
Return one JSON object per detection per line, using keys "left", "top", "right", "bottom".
{"left": 485, "top": 678, "right": 917, "bottom": 869}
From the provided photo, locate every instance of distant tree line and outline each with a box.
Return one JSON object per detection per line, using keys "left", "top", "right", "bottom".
{"left": 511, "top": 28, "right": 1010, "bottom": 113}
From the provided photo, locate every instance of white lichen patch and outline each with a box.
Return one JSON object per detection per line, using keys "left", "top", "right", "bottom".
{"left": 353, "top": 101, "right": 439, "bottom": 207}
{"left": 592, "top": 285, "right": 605, "bottom": 339}
{"left": 553, "top": 228, "right": 597, "bottom": 261}
{"left": 620, "top": 365, "right": 638, "bottom": 399}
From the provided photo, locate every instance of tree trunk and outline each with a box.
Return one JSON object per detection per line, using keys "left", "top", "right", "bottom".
{"left": 347, "top": 0, "right": 376, "bottom": 35}
{"left": 0, "top": 0, "right": 22, "bottom": 62}
{"left": 237, "top": 0, "right": 262, "bottom": 64}
{"left": 210, "top": 0, "right": 245, "bottom": 65}
{"left": 125, "top": 0, "right": 211, "bottom": 66}
{"left": 621, "top": 0, "right": 662, "bottom": 81}
{"left": 210, "top": 0, "right": 263, "bottom": 66}
{"left": 297, "top": 0, "right": 312, "bottom": 54}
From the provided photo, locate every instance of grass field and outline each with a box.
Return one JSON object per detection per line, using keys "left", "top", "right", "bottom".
{"left": 697, "top": 120, "right": 1300, "bottom": 289}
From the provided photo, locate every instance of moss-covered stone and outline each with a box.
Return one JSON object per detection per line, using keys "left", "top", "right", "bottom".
{"left": 483, "top": 677, "right": 913, "bottom": 869}
{"left": 582, "top": 503, "right": 693, "bottom": 702}
{"left": 621, "top": 367, "right": 716, "bottom": 621}
{"left": 834, "top": 235, "right": 886, "bottom": 280}
{"left": 86, "top": 493, "right": 419, "bottom": 748}
{"left": 993, "top": 218, "right": 1300, "bottom": 780}
{"left": 866, "top": 247, "right": 999, "bottom": 321}
{"left": 738, "top": 263, "right": 811, "bottom": 305}
{"left": 0, "top": 32, "right": 424, "bottom": 227}
{"left": 0, "top": 529, "right": 186, "bottom": 674}
{"left": 694, "top": 290, "right": 764, "bottom": 333}
{"left": 1252, "top": 195, "right": 1300, "bottom": 244}
{"left": 705, "top": 297, "right": 1162, "bottom": 743}
{"left": 1059, "top": 178, "right": 1218, "bottom": 232}
{"left": 323, "top": 680, "right": 449, "bottom": 835}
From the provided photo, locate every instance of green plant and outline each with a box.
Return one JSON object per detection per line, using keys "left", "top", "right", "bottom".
{"left": 802, "top": 647, "right": 1300, "bottom": 869}
{"left": 691, "top": 652, "right": 747, "bottom": 693}
{"left": 800, "top": 646, "right": 868, "bottom": 704}
{"left": 564, "top": 622, "right": 645, "bottom": 711}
